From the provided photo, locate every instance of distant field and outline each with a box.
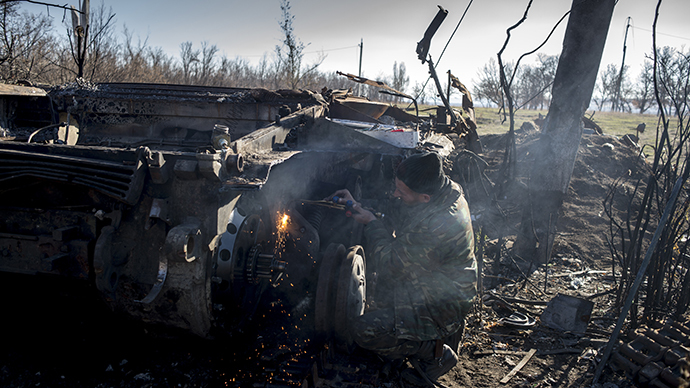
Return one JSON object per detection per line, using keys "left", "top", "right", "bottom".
{"left": 398, "top": 103, "right": 675, "bottom": 152}
{"left": 472, "top": 107, "right": 670, "bottom": 152}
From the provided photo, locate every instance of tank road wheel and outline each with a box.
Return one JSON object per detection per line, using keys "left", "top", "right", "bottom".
{"left": 334, "top": 245, "right": 366, "bottom": 353}
{"left": 314, "top": 243, "right": 367, "bottom": 352}
{"left": 314, "top": 243, "right": 346, "bottom": 339}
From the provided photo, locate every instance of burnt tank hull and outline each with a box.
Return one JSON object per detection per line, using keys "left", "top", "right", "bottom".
{"left": 0, "top": 82, "right": 422, "bottom": 339}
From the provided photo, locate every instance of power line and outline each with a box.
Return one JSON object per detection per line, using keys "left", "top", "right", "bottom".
{"left": 630, "top": 25, "right": 690, "bottom": 41}
{"left": 304, "top": 45, "right": 358, "bottom": 54}
{"left": 240, "top": 44, "right": 358, "bottom": 58}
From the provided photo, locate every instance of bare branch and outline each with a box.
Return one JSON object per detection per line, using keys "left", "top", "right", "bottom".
{"left": 1, "top": 0, "right": 84, "bottom": 13}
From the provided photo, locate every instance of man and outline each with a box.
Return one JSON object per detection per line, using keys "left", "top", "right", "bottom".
{"left": 330, "top": 152, "right": 477, "bottom": 385}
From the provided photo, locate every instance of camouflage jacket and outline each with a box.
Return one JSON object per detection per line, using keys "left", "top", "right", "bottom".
{"left": 363, "top": 178, "right": 477, "bottom": 341}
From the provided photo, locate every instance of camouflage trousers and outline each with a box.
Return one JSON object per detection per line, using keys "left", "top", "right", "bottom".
{"left": 350, "top": 308, "right": 465, "bottom": 360}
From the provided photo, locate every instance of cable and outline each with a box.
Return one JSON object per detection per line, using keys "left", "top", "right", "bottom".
{"left": 240, "top": 45, "right": 358, "bottom": 58}
{"left": 436, "top": 0, "right": 474, "bottom": 69}
{"left": 630, "top": 26, "right": 690, "bottom": 41}
{"left": 303, "top": 45, "right": 358, "bottom": 55}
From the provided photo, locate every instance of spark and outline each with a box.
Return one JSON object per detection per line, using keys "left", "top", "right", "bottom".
{"left": 273, "top": 211, "right": 289, "bottom": 261}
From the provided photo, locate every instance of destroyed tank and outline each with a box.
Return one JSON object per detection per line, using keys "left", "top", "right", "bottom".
{"left": 0, "top": 82, "right": 448, "bottom": 346}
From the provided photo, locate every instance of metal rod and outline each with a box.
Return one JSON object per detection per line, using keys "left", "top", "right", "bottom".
{"left": 358, "top": 38, "right": 363, "bottom": 96}
{"left": 426, "top": 56, "right": 457, "bottom": 126}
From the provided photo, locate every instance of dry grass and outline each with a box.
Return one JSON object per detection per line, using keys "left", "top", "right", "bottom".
{"left": 472, "top": 107, "right": 675, "bottom": 153}
{"left": 401, "top": 103, "right": 678, "bottom": 158}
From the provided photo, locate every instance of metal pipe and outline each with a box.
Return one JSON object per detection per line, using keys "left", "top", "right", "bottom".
{"left": 27, "top": 122, "right": 67, "bottom": 143}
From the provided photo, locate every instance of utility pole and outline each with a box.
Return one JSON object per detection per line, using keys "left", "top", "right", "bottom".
{"left": 613, "top": 17, "right": 631, "bottom": 112}
{"left": 358, "top": 38, "right": 363, "bottom": 96}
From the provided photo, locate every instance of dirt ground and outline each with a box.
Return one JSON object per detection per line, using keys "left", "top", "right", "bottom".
{"left": 437, "top": 123, "right": 647, "bottom": 388}
{"left": 0, "top": 121, "right": 653, "bottom": 388}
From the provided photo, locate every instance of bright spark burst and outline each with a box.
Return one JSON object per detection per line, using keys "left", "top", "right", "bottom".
{"left": 280, "top": 213, "right": 289, "bottom": 229}
{"left": 273, "top": 211, "right": 289, "bottom": 264}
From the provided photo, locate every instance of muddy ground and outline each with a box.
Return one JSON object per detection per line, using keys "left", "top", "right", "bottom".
{"left": 0, "top": 122, "right": 661, "bottom": 388}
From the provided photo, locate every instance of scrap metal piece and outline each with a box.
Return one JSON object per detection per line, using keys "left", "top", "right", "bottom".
{"left": 146, "top": 150, "right": 170, "bottom": 184}
{"left": 147, "top": 198, "right": 170, "bottom": 229}
{"left": 135, "top": 250, "right": 168, "bottom": 304}
{"left": 500, "top": 349, "right": 537, "bottom": 384}
{"left": 416, "top": 5, "right": 448, "bottom": 64}
{"left": 164, "top": 222, "right": 203, "bottom": 263}
{"left": 197, "top": 152, "right": 223, "bottom": 180}
{"left": 449, "top": 72, "right": 483, "bottom": 153}
{"left": 336, "top": 71, "right": 417, "bottom": 112}
{"left": 52, "top": 226, "right": 79, "bottom": 242}
{"left": 540, "top": 293, "right": 593, "bottom": 334}
{"left": 499, "top": 312, "right": 536, "bottom": 328}
{"left": 224, "top": 152, "right": 244, "bottom": 174}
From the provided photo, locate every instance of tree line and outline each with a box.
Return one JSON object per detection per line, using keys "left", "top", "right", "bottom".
{"left": 472, "top": 45, "right": 689, "bottom": 116}
{"left": 0, "top": 1, "right": 413, "bottom": 103}
{"left": 594, "top": 46, "right": 690, "bottom": 115}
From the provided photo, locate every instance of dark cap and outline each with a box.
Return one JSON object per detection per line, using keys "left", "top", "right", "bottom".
{"left": 396, "top": 152, "right": 445, "bottom": 195}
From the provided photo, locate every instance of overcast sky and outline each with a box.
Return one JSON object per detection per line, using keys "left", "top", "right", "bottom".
{"left": 21, "top": 0, "right": 690, "bottom": 92}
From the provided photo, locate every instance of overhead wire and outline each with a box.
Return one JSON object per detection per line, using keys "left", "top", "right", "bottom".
{"left": 630, "top": 26, "right": 690, "bottom": 42}
{"left": 241, "top": 45, "right": 359, "bottom": 58}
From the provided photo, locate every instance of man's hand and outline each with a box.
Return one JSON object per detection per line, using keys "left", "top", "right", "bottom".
{"left": 327, "top": 189, "right": 377, "bottom": 225}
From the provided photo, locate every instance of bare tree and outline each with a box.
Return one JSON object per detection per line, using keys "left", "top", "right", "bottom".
{"left": 655, "top": 45, "right": 690, "bottom": 117}
{"left": 274, "top": 0, "right": 323, "bottom": 89}
{"left": 146, "top": 46, "right": 175, "bottom": 83}
{"left": 412, "top": 81, "right": 427, "bottom": 105}
{"left": 119, "top": 26, "right": 150, "bottom": 82}
{"left": 197, "top": 41, "right": 217, "bottom": 85}
{"left": 489, "top": 54, "right": 558, "bottom": 111}
{"left": 274, "top": 0, "right": 302, "bottom": 89}
{"left": 391, "top": 61, "right": 409, "bottom": 102}
{"left": 594, "top": 63, "right": 620, "bottom": 111}
{"left": 532, "top": 53, "right": 558, "bottom": 108}
{"left": 632, "top": 59, "right": 656, "bottom": 114}
{"left": 0, "top": 2, "right": 56, "bottom": 82}
{"left": 254, "top": 53, "right": 272, "bottom": 88}
{"left": 598, "top": 6, "right": 690, "bottom": 375}
{"left": 84, "top": 1, "right": 117, "bottom": 81}
{"left": 179, "top": 41, "right": 199, "bottom": 85}
{"left": 472, "top": 57, "right": 504, "bottom": 107}
{"left": 594, "top": 62, "right": 634, "bottom": 112}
